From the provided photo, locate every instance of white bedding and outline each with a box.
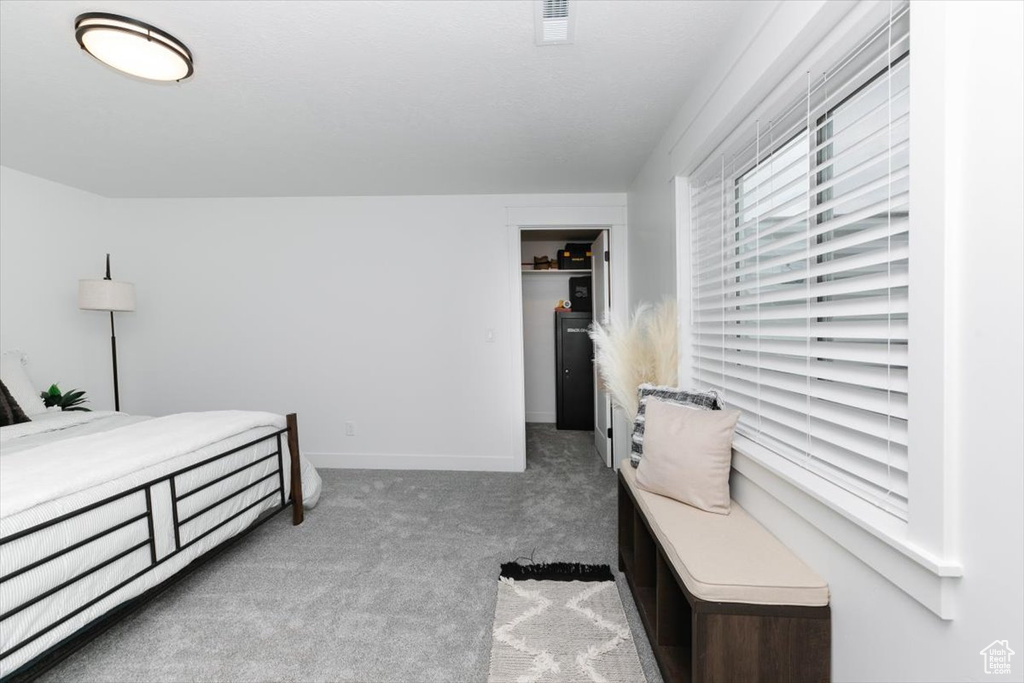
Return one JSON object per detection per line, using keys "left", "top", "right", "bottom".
{"left": 0, "top": 410, "right": 125, "bottom": 446}
{"left": 1, "top": 411, "right": 319, "bottom": 518}
{"left": 0, "top": 410, "right": 322, "bottom": 677}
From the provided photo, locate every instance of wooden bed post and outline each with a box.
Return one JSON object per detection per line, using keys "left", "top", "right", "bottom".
{"left": 286, "top": 413, "right": 305, "bottom": 525}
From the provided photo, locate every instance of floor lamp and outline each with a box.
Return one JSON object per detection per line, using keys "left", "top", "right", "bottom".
{"left": 79, "top": 254, "right": 136, "bottom": 411}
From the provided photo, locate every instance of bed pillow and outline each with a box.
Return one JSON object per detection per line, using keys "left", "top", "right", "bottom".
{"left": 0, "top": 351, "right": 48, "bottom": 416}
{"left": 634, "top": 398, "right": 741, "bottom": 515}
{"left": 0, "top": 379, "right": 31, "bottom": 426}
{"left": 630, "top": 383, "right": 721, "bottom": 467}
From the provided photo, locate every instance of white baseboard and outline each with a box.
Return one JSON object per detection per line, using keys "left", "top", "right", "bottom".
{"left": 305, "top": 451, "right": 522, "bottom": 472}
{"left": 525, "top": 411, "right": 556, "bottom": 423}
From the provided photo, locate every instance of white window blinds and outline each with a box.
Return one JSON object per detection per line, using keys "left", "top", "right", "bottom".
{"left": 690, "top": 2, "right": 910, "bottom": 519}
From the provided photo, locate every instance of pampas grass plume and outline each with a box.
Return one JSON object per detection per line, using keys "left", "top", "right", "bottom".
{"left": 644, "top": 299, "right": 678, "bottom": 386}
{"left": 589, "top": 299, "right": 678, "bottom": 421}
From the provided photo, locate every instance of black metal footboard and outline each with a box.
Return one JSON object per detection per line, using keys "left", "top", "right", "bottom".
{"left": 0, "top": 421, "right": 301, "bottom": 679}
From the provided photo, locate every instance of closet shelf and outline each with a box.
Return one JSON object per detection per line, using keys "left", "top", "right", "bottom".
{"left": 521, "top": 269, "right": 592, "bottom": 275}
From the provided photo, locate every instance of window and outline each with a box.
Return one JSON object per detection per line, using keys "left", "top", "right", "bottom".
{"left": 690, "top": 4, "right": 910, "bottom": 518}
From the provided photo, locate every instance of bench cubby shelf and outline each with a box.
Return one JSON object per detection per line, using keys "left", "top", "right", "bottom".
{"left": 618, "top": 472, "right": 831, "bottom": 683}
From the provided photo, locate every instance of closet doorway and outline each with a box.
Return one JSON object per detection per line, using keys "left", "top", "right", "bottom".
{"left": 518, "top": 228, "right": 612, "bottom": 466}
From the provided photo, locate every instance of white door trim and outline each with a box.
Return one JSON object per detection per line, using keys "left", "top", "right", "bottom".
{"left": 592, "top": 229, "right": 612, "bottom": 466}
{"left": 506, "top": 205, "right": 628, "bottom": 472}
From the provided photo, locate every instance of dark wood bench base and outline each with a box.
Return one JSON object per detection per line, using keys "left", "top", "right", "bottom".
{"left": 619, "top": 473, "right": 831, "bottom": 683}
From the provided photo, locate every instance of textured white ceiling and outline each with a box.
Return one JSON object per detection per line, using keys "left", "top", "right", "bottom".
{"left": 0, "top": 0, "right": 749, "bottom": 198}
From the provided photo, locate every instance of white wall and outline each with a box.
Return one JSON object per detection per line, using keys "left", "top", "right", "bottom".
{"left": 625, "top": 0, "right": 786, "bottom": 309}
{"left": 0, "top": 168, "right": 116, "bottom": 409}
{"left": 521, "top": 239, "right": 568, "bottom": 423}
{"left": 626, "top": 1, "right": 1024, "bottom": 681}
{"left": 521, "top": 274, "right": 566, "bottom": 424}
{"left": 0, "top": 166, "right": 623, "bottom": 471}
{"left": 626, "top": 153, "right": 676, "bottom": 308}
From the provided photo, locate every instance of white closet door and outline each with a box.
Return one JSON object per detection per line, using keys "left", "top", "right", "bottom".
{"left": 592, "top": 230, "right": 612, "bottom": 467}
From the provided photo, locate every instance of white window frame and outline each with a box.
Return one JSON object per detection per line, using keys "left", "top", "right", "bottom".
{"left": 676, "top": 1, "right": 961, "bottom": 619}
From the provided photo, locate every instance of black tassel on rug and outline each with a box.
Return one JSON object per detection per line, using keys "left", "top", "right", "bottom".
{"left": 499, "top": 561, "right": 614, "bottom": 582}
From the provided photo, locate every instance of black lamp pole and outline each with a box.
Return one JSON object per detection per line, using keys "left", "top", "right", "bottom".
{"left": 105, "top": 253, "right": 121, "bottom": 412}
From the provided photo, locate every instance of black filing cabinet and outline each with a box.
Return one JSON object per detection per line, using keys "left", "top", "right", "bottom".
{"left": 555, "top": 311, "right": 595, "bottom": 431}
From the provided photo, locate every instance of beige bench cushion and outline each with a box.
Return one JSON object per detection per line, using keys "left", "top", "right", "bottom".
{"left": 621, "top": 465, "right": 829, "bottom": 607}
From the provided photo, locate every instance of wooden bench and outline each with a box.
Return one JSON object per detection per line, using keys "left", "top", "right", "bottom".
{"left": 618, "top": 466, "right": 831, "bottom": 682}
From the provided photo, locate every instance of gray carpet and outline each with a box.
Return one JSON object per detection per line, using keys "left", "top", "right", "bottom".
{"left": 40, "top": 424, "right": 661, "bottom": 683}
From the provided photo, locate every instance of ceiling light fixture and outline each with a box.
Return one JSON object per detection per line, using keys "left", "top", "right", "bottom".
{"left": 74, "top": 12, "right": 193, "bottom": 82}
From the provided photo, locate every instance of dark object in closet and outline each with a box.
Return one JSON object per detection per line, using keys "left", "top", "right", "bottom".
{"left": 557, "top": 243, "right": 592, "bottom": 270}
{"left": 555, "top": 311, "right": 594, "bottom": 431}
{"left": 568, "top": 276, "right": 592, "bottom": 312}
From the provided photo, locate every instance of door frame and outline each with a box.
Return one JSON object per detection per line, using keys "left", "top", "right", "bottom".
{"left": 591, "top": 229, "right": 612, "bottom": 466}
{"left": 506, "top": 205, "right": 628, "bottom": 472}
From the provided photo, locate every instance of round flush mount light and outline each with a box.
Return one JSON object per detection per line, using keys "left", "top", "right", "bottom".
{"left": 74, "top": 13, "right": 193, "bottom": 82}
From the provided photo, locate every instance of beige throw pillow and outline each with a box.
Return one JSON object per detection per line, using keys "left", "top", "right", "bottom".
{"left": 635, "top": 398, "right": 741, "bottom": 515}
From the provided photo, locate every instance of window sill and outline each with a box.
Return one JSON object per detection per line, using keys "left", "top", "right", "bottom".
{"left": 730, "top": 435, "right": 962, "bottom": 619}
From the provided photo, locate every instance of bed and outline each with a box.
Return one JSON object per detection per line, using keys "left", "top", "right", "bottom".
{"left": 0, "top": 408, "right": 323, "bottom": 680}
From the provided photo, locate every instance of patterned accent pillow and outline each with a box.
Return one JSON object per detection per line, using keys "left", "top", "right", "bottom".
{"left": 0, "top": 379, "right": 31, "bottom": 427}
{"left": 630, "top": 383, "right": 722, "bottom": 467}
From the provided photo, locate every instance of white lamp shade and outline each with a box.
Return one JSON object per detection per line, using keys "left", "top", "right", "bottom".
{"left": 79, "top": 279, "right": 136, "bottom": 312}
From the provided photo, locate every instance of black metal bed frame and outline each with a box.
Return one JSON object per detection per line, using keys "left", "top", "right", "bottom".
{"left": 0, "top": 413, "right": 306, "bottom": 682}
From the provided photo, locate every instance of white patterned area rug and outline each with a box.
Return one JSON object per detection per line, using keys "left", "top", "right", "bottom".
{"left": 487, "top": 562, "right": 647, "bottom": 683}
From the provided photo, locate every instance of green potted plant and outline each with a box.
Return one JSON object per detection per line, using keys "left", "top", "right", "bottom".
{"left": 40, "top": 384, "right": 91, "bottom": 411}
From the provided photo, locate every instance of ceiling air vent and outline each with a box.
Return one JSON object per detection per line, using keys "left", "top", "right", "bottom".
{"left": 535, "top": 0, "right": 575, "bottom": 46}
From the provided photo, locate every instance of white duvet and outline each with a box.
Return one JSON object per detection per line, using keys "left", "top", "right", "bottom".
{"left": 0, "top": 410, "right": 322, "bottom": 677}
{"left": 0, "top": 409, "right": 118, "bottom": 444}
{"left": 1, "top": 411, "right": 320, "bottom": 518}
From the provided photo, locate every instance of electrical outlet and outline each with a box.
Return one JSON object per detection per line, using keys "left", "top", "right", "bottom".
{"left": 345, "top": 421, "right": 355, "bottom": 436}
